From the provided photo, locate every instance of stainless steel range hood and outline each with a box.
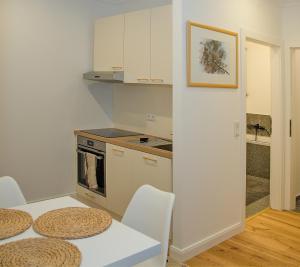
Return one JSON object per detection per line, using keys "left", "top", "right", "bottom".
{"left": 83, "top": 71, "right": 124, "bottom": 82}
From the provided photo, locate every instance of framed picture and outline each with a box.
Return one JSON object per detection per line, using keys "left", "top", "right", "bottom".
{"left": 187, "top": 21, "right": 239, "bottom": 88}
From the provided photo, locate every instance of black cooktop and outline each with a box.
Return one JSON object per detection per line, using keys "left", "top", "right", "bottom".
{"left": 82, "top": 128, "right": 142, "bottom": 138}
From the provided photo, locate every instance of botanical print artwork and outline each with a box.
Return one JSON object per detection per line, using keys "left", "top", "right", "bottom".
{"left": 187, "top": 21, "right": 238, "bottom": 88}
{"left": 200, "top": 39, "right": 230, "bottom": 75}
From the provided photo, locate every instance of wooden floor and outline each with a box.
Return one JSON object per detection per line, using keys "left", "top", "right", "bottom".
{"left": 186, "top": 209, "right": 300, "bottom": 267}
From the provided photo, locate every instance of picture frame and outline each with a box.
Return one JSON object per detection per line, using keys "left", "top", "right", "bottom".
{"left": 187, "top": 21, "right": 239, "bottom": 88}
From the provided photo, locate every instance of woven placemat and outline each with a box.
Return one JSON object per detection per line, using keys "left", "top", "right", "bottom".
{"left": 0, "top": 209, "right": 33, "bottom": 240}
{"left": 0, "top": 237, "right": 81, "bottom": 267}
{"left": 33, "top": 207, "right": 112, "bottom": 239}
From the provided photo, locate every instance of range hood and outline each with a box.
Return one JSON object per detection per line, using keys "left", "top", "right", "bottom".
{"left": 83, "top": 71, "right": 124, "bottom": 82}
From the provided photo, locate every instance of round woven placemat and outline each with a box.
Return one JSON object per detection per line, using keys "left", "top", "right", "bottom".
{"left": 0, "top": 209, "right": 33, "bottom": 240}
{"left": 0, "top": 237, "right": 81, "bottom": 267}
{"left": 33, "top": 207, "right": 112, "bottom": 239}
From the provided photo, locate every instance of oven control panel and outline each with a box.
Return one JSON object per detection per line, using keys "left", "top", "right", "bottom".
{"left": 77, "top": 136, "right": 106, "bottom": 152}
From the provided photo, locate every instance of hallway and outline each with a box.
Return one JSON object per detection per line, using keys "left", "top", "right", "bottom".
{"left": 186, "top": 209, "right": 300, "bottom": 266}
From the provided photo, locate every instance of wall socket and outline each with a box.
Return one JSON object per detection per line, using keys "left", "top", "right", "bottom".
{"left": 146, "top": 113, "right": 156, "bottom": 122}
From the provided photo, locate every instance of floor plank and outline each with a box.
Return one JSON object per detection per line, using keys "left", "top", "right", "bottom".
{"left": 186, "top": 209, "right": 300, "bottom": 267}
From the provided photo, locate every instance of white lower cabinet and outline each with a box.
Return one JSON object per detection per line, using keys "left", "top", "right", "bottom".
{"left": 106, "top": 145, "right": 134, "bottom": 217}
{"left": 106, "top": 144, "right": 172, "bottom": 217}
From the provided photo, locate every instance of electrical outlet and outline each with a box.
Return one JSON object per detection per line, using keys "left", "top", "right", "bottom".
{"left": 146, "top": 113, "right": 156, "bottom": 122}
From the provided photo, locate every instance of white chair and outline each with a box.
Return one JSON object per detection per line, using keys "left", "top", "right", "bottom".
{"left": 0, "top": 176, "right": 26, "bottom": 208}
{"left": 122, "top": 185, "right": 175, "bottom": 267}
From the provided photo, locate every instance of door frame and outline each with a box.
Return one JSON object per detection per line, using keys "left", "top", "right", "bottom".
{"left": 284, "top": 41, "right": 300, "bottom": 210}
{"left": 240, "top": 29, "right": 284, "bottom": 215}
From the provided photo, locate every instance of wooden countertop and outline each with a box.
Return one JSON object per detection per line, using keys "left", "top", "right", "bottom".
{"left": 74, "top": 130, "right": 172, "bottom": 159}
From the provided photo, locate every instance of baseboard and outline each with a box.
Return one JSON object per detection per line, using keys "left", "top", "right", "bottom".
{"left": 169, "top": 222, "right": 243, "bottom": 262}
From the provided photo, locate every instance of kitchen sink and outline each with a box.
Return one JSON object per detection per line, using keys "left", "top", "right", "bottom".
{"left": 127, "top": 137, "right": 172, "bottom": 152}
{"left": 154, "top": 144, "right": 173, "bottom": 152}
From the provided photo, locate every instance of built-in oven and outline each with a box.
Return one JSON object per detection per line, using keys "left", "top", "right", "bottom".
{"left": 77, "top": 136, "right": 106, "bottom": 197}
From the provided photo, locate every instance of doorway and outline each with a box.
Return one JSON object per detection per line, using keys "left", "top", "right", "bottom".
{"left": 241, "top": 31, "right": 284, "bottom": 219}
{"left": 245, "top": 40, "right": 272, "bottom": 217}
{"left": 290, "top": 48, "right": 300, "bottom": 212}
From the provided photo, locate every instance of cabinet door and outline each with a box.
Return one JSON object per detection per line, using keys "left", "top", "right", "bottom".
{"left": 124, "top": 9, "right": 151, "bottom": 84}
{"left": 132, "top": 151, "right": 172, "bottom": 192}
{"left": 106, "top": 144, "right": 135, "bottom": 216}
{"left": 106, "top": 144, "right": 172, "bottom": 217}
{"left": 94, "top": 15, "right": 124, "bottom": 72}
{"left": 150, "top": 5, "right": 172, "bottom": 85}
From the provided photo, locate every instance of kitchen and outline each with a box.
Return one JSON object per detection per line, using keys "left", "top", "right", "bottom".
{"left": 1, "top": 0, "right": 299, "bottom": 266}
{"left": 75, "top": 3, "right": 173, "bottom": 217}
{"left": 0, "top": 1, "right": 175, "bottom": 266}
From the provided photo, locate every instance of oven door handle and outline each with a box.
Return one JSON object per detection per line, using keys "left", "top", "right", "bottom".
{"left": 77, "top": 145, "right": 105, "bottom": 156}
{"left": 77, "top": 149, "right": 104, "bottom": 160}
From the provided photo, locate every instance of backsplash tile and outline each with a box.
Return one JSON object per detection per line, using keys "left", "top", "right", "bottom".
{"left": 247, "top": 113, "right": 272, "bottom": 137}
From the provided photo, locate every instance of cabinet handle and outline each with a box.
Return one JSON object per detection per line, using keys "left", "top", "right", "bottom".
{"left": 151, "top": 79, "right": 164, "bottom": 83}
{"left": 112, "top": 148, "right": 125, "bottom": 154}
{"left": 143, "top": 156, "right": 158, "bottom": 163}
{"left": 112, "top": 66, "right": 122, "bottom": 70}
{"left": 137, "top": 78, "right": 149, "bottom": 83}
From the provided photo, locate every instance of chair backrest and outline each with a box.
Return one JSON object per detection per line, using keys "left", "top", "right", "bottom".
{"left": 0, "top": 176, "right": 26, "bottom": 208}
{"left": 122, "top": 185, "right": 175, "bottom": 267}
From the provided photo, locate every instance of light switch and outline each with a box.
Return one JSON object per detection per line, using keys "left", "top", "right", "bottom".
{"left": 234, "top": 121, "right": 240, "bottom": 138}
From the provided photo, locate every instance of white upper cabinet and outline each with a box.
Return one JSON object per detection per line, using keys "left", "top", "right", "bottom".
{"left": 150, "top": 5, "right": 172, "bottom": 85}
{"left": 124, "top": 9, "right": 151, "bottom": 84}
{"left": 94, "top": 14, "right": 125, "bottom": 72}
{"left": 93, "top": 5, "right": 172, "bottom": 85}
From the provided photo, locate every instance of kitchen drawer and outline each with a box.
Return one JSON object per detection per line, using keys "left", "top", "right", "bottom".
{"left": 76, "top": 184, "right": 108, "bottom": 208}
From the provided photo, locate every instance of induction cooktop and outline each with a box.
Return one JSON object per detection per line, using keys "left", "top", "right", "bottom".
{"left": 82, "top": 128, "right": 142, "bottom": 138}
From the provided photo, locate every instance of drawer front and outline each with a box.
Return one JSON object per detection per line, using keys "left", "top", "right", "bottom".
{"left": 106, "top": 144, "right": 172, "bottom": 216}
{"left": 76, "top": 184, "right": 108, "bottom": 208}
{"left": 133, "top": 151, "right": 172, "bottom": 192}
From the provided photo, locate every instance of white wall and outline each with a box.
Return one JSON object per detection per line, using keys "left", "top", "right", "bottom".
{"left": 172, "top": 0, "right": 281, "bottom": 261}
{"left": 246, "top": 41, "right": 272, "bottom": 115}
{"left": 281, "top": 1, "right": 300, "bottom": 209}
{"left": 291, "top": 49, "right": 300, "bottom": 197}
{"left": 113, "top": 84, "right": 173, "bottom": 139}
{"left": 0, "top": 0, "right": 114, "bottom": 202}
{"left": 282, "top": 0, "right": 300, "bottom": 42}
{"left": 94, "top": 0, "right": 172, "bottom": 17}
{"left": 0, "top": 1, "right": 5, "bottom": 128}
{"left": 94, "top": 0, "right": 173, "bottom": 139}
{"left": 0, "top": 0, "right": 174, "bottom": 201}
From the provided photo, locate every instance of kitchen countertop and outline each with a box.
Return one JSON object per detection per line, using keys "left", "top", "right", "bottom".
{"left": 74, "top": 130, "right": 172, "bottom": 159}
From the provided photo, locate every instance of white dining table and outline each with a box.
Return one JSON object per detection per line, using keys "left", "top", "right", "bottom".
{"left": 0, "top": 196, "right": 161, "bottom": 267}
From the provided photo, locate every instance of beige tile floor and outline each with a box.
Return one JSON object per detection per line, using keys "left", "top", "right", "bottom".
{"left": 246, "top": 195, "right": 269, "bottom": 218}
